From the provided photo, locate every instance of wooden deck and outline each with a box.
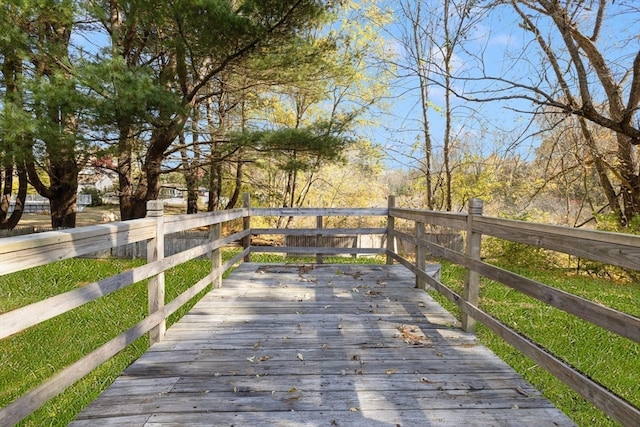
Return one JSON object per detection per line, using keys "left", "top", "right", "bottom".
{"left": 71, "top": 263, "right": 575, "bottom": 426}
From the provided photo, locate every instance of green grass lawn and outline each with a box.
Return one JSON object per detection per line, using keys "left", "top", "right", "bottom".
{"left": 1, "top": 251, "right": 638, "bottom": 426}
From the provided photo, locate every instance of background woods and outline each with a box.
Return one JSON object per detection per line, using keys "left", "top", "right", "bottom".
{"left": 2, "top": 0, "right": 640, "bottom": 233}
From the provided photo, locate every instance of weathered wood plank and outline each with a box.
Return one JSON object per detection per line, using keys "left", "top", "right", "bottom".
{"left": 72, "top": 408, "right": 573, "bottom": 427}
{"left": 251, "top": 227, "right": 386, "bottom": 236}
{"left": 71, "top": 264, "right": 575, "bottom": 426}
{"left": 250, "top": 207, "right": 388, "bottom": 217}
{"left": 100, "top": 372, "right": 537, "bottom": 396}
{"left": 0, "top": 219, "right": 156, "bottom": 276}
{"left": 75, "top": 388, "right": 558, "bottom": 417}
{"left": 251, "top": 246, "right": 385, "bottom": 255}
{"left": 390, "top": 207, "right": 468, "bottom": 230}
{"left": 163, "top": 208, "right": 246, "bottom": 234}
{"left": 474, "top": 216, "right": 640, "bottom": 270}
{"left": 120, "top": 408, "right": 572, "bottom": 427}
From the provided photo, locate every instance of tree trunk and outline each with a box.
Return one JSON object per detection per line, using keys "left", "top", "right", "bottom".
{"left": 186, "top": 181, "right": 199, "bottom": 214}
{"left": 0, "top": 51, "right": 28, "bottom": 229}
{"left": 225, "top": 159, "right": 243, "bottom": 209}
{"left": 616, "top": 133, "right": 640, "bottom": 224}
{"left": 49, "top": 190, "right": 77, "bottom": 229}
{"left": 411, "top": 2, "right": 434, "bottom": 210}
{"left": 208, "top": 159, "right": 222, "bottom": 211}
{"left": 579, "top": 118, "right": 619, "bottom": 219}
{"left": 0, "top": 163, "right": 28, "bottom": 230}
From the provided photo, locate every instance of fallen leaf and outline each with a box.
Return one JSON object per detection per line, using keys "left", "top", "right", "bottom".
{"left": 396, "top": 324, "right": 431, "bottom": 346}
{"left": 289, "top": 387, "right": 297, "bottom": 393}
{"left": 253, "top": 341, "right": 261, "bottom": 349}
{"left": 259, "top": 355, "right": 272, "bottom": 362}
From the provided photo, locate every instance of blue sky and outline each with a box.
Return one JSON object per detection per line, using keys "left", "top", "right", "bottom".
{"left": 365, "top": 1, "right": 542, "bottom": 170}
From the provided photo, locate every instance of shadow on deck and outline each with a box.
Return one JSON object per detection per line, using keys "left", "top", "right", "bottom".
{"left": 71, "top": 263, "right": 575, "bottom": 426}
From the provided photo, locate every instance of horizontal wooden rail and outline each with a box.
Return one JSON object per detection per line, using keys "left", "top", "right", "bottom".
{"left": 164, "top": 208, "right": 247, "bottom": 234}
{"left": 474, "top": 216, "right": 640, "bottom": 271}
{"left": 0, "top": 219, "right": 157, "bottom": 276}
{"left": 251, "top": 246, "right": 385, "bottom": 256}
{"left": 249, "top": 207, "right": 387, "bottom": 217}
{"left": 247, "top": 206, "right": 389, "bottom": 263}
{"left": 390, "top": 207, "right": 468, "bottom": 229}
{"left": 250, "top": 227, "right": 386, "bottom": 236}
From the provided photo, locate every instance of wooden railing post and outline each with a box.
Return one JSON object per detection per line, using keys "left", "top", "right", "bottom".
{"left": 462, "top": 198, "right": 483, "bottom": 333}
{"left": 415, "top": 220, "right": 426, "bottom": 289}
{"left": 316, "top": 215, "right": 324, "bottom": 264}
{"left": 243, "top": 193, "right": 251, "bottom": 262}
{"left": 209, "top": 219, "right": 222, "bottom": 288}
{"left": 386, "top": 195, "right": 396, "bottom": 264}
{"left": 146, "top": 200, "right": 165, "bottom": 345}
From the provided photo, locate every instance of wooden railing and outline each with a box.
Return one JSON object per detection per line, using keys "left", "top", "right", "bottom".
{"left": 386, "top": 197, "right": 640, "bottom": 427}
{"left": 1, "top": 195, "right": 640, "bottom": 426}
{"left": 0, "top": 201, "right": 250, "bottom": 425}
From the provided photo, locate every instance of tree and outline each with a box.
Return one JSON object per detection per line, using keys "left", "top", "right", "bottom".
{"left": 0, "top": 0, "right": 86, "bottom": 229}
{"left": 177, "top": 0, "right": 392, "bottom": 215}
{"left": 236, "top": 126, "right": 351, "bottom": 227}
{"left": 475, "top": 0, "right": 640, "bottom": 224}
{"left": 531, "top": 112, "right": 615, "bottom": 226}
{"left": 0, "top": 2, "right": 29, "bottom": 229}
{"left": 389, "top": 0, "right": 486, "bottom": 211}
{"left": 94, "top": 0, "right": 330, "bottom": 220}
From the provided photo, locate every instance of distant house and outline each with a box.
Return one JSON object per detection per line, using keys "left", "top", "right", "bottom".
{"left": 78, "top": 168, "right": 117, "bottom": 193}
{"left": 159, "top": 184, "right": 187, "bottom": 206}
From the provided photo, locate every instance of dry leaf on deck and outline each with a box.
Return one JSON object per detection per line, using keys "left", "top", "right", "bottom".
{"left": 396, "top": 324, "right": 431, "bottom": 346}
